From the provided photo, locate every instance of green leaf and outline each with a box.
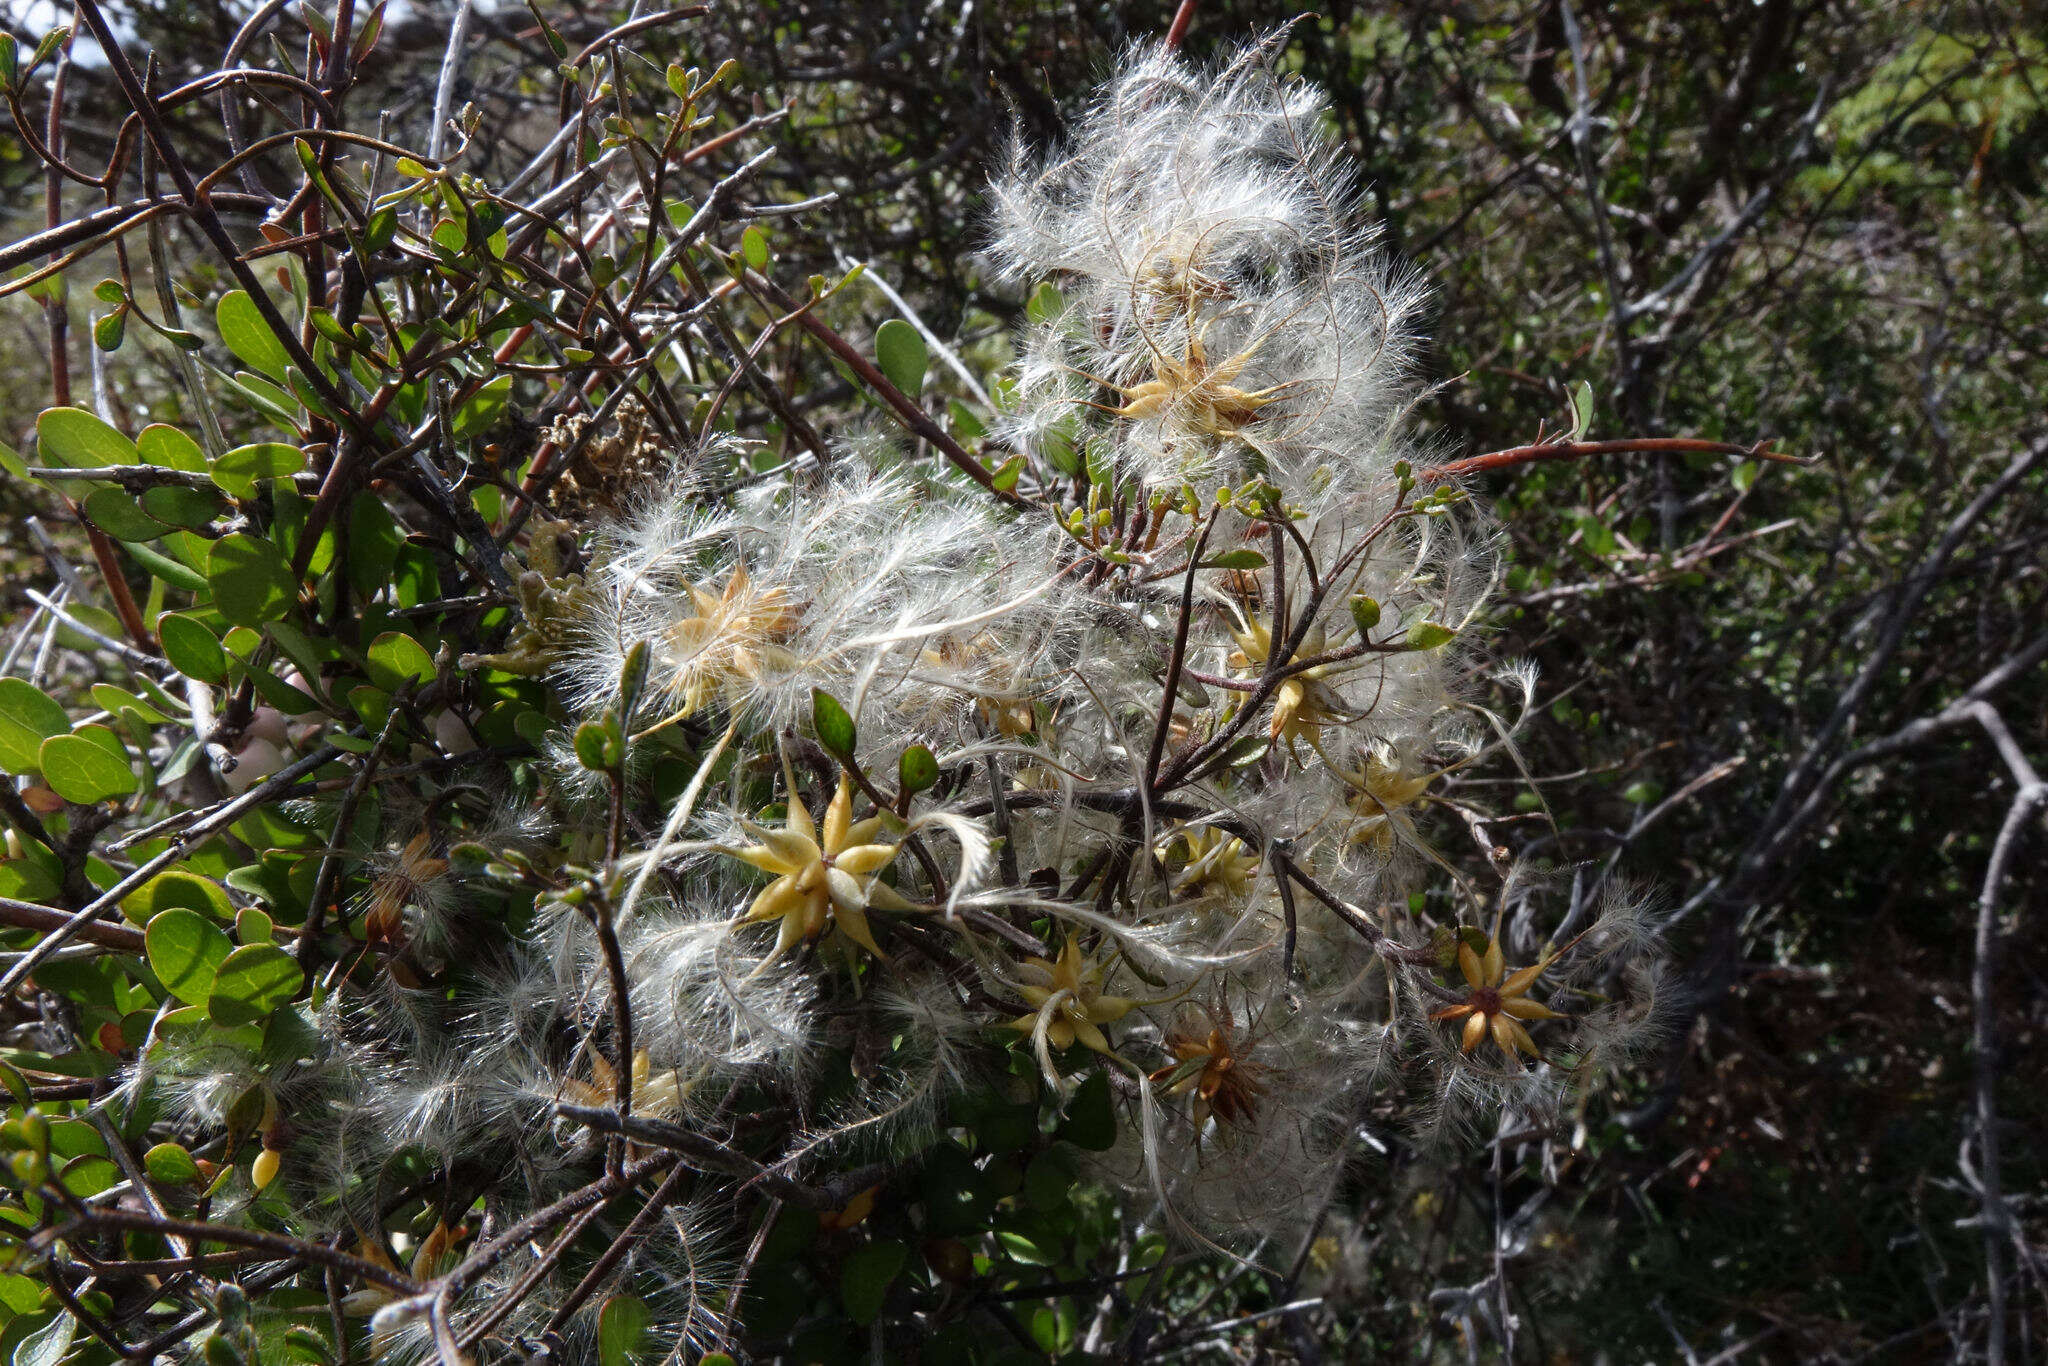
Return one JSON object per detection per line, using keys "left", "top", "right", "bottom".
{"left": 246, "top": 662, "right": 322, "bottom": 715}
{"left": 30, "top": 26, "right": 70, "bottom": 73}
{"left": 91, "top": 683, "right": 168, "bottom": 724}
{"left": 1198, "top": 549, "right": 1267, "bottom": 571}
{"left": 0, "top": 32, "right": 16, "bottom": 89}
{"left": 347, "top": 492, "right": 403, "bottom": 599}
{"left": 207, "top": 945, "right": 303, "bottom": 1025}
{"left": 0, "top": 678, "right": 71, "bottom": 774}
{"left": 898, "top": 744, "right": 939, "bottom": 795}
{"left": 235, "top": 906, "right": 274, "bottom": 946}
{"left": 48, "top": 603, "right": 123, "bottom": 659}
{"left": 617, "top": 640, "right": 651, "bottom": 727}
{"left": 39, "top": 727, "right": 137, "bottom": 802}
{"left": 210, "top": 443, "right": 306, "bottom": 500}
{"left": 996, "top": 1230, "right": 1057, "bottom": 1266}
{"left": 1056, "top": 1069, "right": 1116, "bottom": 1150}
{"left": 141, "top": 484, "right": 227, "bottom": 530}
{"left": 1404, "top": 621, "right": 1457, "bottom": 651}
{"left": 347, "top": 685, "right": 392, "bottom": 731}
{"left": 94, "top": 306, "right": 127, "bottom": 352}
{"left": 1567, "top": 379, "right": 1594, "bottom": 442}
{"left": 126, "top": 538, "right": 210, "bottom": 592}
{"left": 874, "top": 318, "right": 927, "bottom": 396}
{"left": 365, "top": 632, "right": 436, "bottom": 692}
{"left": 451, "top": 375, "right": 513, "bottom": 441}
{"left": 122, "top": 870, "right": 234, "bottom": 927}
{"left": 223, "top": 371, "right": 302, "bottom": 429}
{"left": 1026, "top": 281, "right": 1065, "bottom": 326}
{"left": 811, "top": 689, "right": 857, "bottom": 757}
{"left": 740, "top": 225, "right": 770, "bottom": 270}
{"left": 82, "top": 486, "right": 170, "bottom": 542}
{"left": 840, "top": 1241, "right": 908, "bottom": 1326}
{"left": 1349, "top": 595, "right": 1383, "bottom": 636}
{"left": 1023, "top": 1147, "right": 1077, "bottom": 1212}
{"left": 137, "top": 423, "right": 208, "bottom": 472}
{"left": 431, "top": 217, "right": 466, "bottom": 257}
{"left": 1732, "top": 460, "right": 1758, "bottom": 493}
{"left": 216, "top": 290, "right": 292, "bottom": 380}
{"left": 58, "top": 1152, "right": 118, "bottom": 1197}
{"left": 1621, "top": 781, "right": 1662, "bottom": 805}
{"left": 1085, "top": 436, "right": 1115, "bottom": 489}
{"left": 573, "top": 719, "right": 621, "bottom": 772}
{"left": 596, "top": 1293, "right": 651, "bottom": 1366}
{"left": 143, "top": 1142, "right": 202, "bottom": 1186}
{"left": 207, "top": 534, "right": 296, "bottom": 626}
{"left": 13, "top": 1312, "right": 75, "bottom": 1366}
{"left": 363, "top": 207, "right": 396, "bottom": 253}
{"left": 525, "top": 0, "right": 569, "bottom": 56}
{"left": 158, "top": 612, "right": 228, "bottom": 684}
{"left": 280, "top": 1329, "right": 331, "bottom": 1366}
{"left": 146, "top": 908, "right": 234, "bottom": 1008}
{"left": 37, "top": 406, "right": 137, "bottom": 467}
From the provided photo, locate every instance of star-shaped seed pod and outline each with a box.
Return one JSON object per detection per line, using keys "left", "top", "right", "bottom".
{"left": 1226, "top": 616, "right": 1354, "bottom": 752}
{"left": 1430, "top": 935, "right": 1566, "bottom": 1063}
{"left": 659, "top": 562, "right": 802, "bottom": 717}
{"left": 1107, "top": 323, "right": 1293, "bottom": 439}
{"left": 1160, "top": 825, "right": 1260, "bottom": 901}
{"left": 1006, "top": 936, "right": 1138, "bottom": 1055}
{"left": 1151, "top": 1011, "right": 1267, "bottom": 1127}
{"left": 1337, "top": 745, "right": 1442, "bottom": 857}
{"left": 723, "top": 764, "right": 915, "bottom": 963}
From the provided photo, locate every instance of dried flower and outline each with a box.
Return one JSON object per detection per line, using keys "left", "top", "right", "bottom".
{"left": 1005, "top": 936, "right": 1137, "bottom": 1056}
{"left": 1151, "top": 1010, "right": 1267, "bottom": 1127}
{"left": 655, "top": 562, "right": 802, "bottom": 717}
{"left": 720, "top": 765, "right": 914, "bottom": 962}
{"left": 1161, "top": 825, "right": 1260, "bottom": 901}
{"left": 1429, "top": 935, "right": 1565, "bottom": 1063}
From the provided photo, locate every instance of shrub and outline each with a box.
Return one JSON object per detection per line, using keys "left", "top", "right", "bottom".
{"left": 0, "top": 9, "right": 1749, "bottom": 1362}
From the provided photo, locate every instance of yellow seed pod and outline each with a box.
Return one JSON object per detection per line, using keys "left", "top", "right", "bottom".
{"left": 251, "top": 1147, "right": 282, "bottom": 1190}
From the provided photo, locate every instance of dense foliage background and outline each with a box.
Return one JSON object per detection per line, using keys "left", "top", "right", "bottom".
{"left": 0, "top": 0, "right": 2041, "bottom": 1361}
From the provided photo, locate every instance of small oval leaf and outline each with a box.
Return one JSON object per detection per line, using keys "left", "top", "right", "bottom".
{"left": 39, "top": 727, "right": 138, "bottom": 803}
{"left": 146, "top": 908, "right": 234, "bottom": 1007}
{"left": 144, "top": 1142, "right": 202, "bottom": 1186}
{"left": 158, "top": 612, "right": 228, "bottom": 684}
{"left": 898, "top": 744, "right": 939, "bottom": 795}
{"left": 215, "top": 290, "right": 292, "bottom": 379}
{"left": 83, "top": 486, "right": 171, "bottom": 542}
{"left": 811, "top": 689, "right": 857, "bottom": 757}
{"left": 210, "top": 442, "right": 306, "bottom": 500}
{"left": 1349, "top": 595, "right": 1382, "bottom": 635}
{"left": 207, "top": 944, "right": 303, "bottom": 1025}
{"left": 874, "top": 318, "right": 927, "bottom": 396}
{"left": 841, "top": 1241, "right": 908, "bottom": 1327}
{"left": 206, "top": 534, "right": 297, "bottom": 627}
{"left": 1404, "top": 620, "right": 1457, "bottom": 652}
{"left": 37, "top": 406, "right": 137, "bottom": 467}
{"left": 365, "top": 632, "right": 436, "bottom": 692}
{"left": 0, "top": 678, "right": 71, "bottom": 774}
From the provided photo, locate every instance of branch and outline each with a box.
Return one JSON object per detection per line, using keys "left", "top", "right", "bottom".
{"left": 742, "top": 269, "right": 1034, "bottom": 511}
{"left": 1421, "top": 437, "right": 1805, "bottom": 483}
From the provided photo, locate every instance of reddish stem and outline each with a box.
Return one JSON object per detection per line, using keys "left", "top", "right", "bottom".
{"left": 1422, "top": 437, "right": 1806, "bottom": 483}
